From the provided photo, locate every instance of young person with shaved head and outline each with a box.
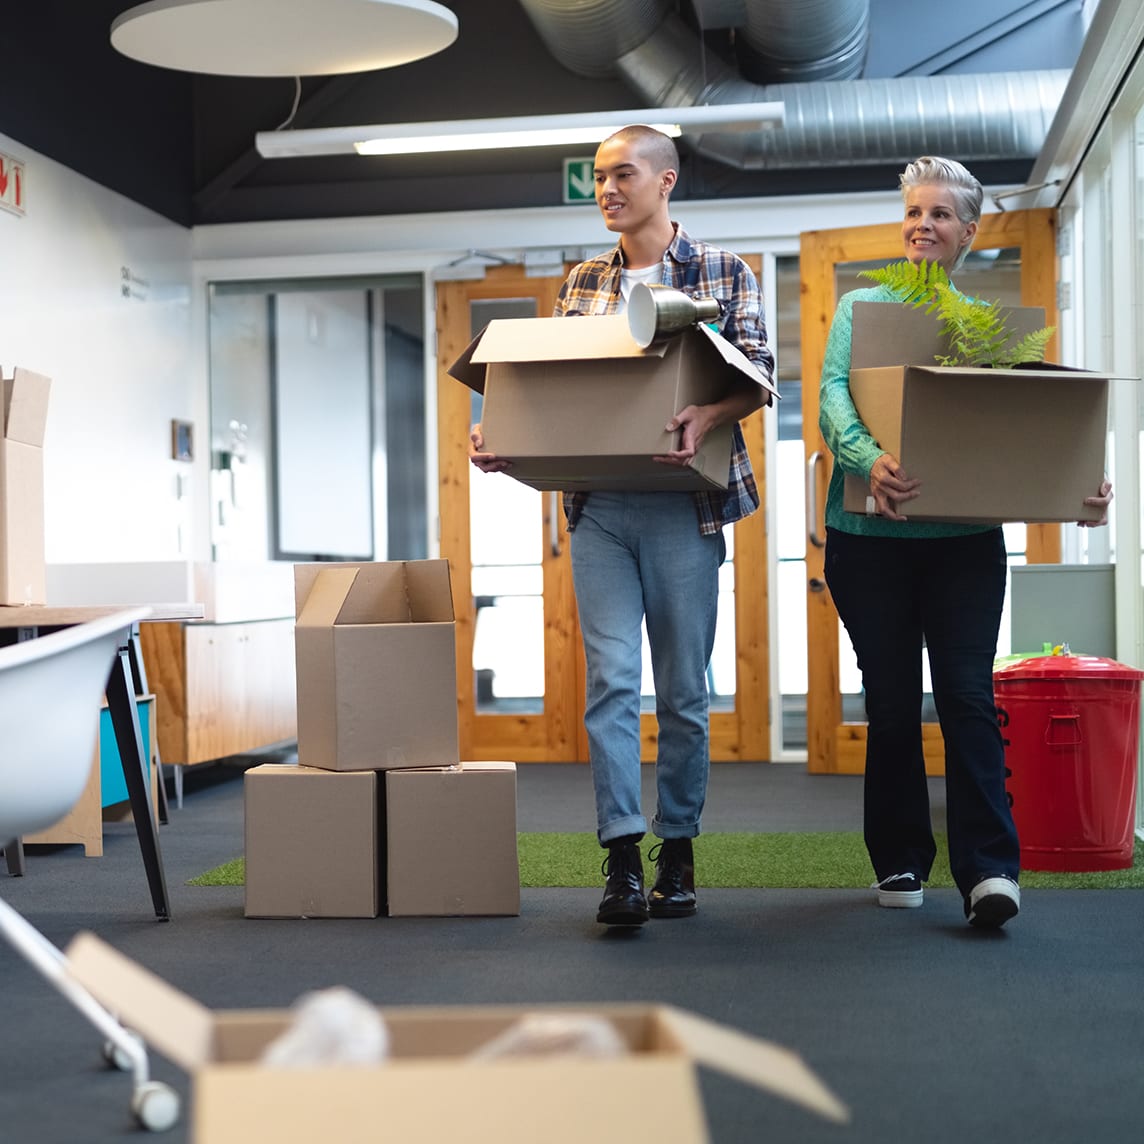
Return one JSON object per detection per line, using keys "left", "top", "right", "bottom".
{"left": 472, "top": 125, "right": 775, "bottom": 927}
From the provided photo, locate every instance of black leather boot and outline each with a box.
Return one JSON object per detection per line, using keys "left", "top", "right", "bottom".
{"left": 596, "top": 842, "right": 649, "bottom": 926}
{"left": 648, "top": 837, "right": 697, "bottom": 918}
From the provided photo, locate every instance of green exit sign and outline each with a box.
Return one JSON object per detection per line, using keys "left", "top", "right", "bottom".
{"left": 563, "top": 157, "right": 595, "bottom": 204}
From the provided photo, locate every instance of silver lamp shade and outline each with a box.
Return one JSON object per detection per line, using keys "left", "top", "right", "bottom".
{"left": 628, "top": 283, "right": 721, "bottom": 349}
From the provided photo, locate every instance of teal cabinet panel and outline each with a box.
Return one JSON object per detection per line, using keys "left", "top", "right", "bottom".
{"left": 99, "top": 699, "right": 153, "bottom": 808}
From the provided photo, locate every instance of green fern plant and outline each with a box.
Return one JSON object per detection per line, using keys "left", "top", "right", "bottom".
{"left": 859, "top": 259, "right": 1055, "bottom": 367}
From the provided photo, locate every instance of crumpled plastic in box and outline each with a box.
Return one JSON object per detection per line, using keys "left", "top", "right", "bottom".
{"left": 260, "top": 987, "right": 389, "bottom": 1068}
{"left": 468, "top": 1014, "right": 627, "bottom": 1061}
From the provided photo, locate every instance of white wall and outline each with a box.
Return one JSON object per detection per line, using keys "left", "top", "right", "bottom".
{"left": 0, "top": 131, "right": 194, "bottom": 564}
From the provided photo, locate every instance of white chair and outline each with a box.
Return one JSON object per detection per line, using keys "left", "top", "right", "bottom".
{"left": 0, "top": 608, "right": 180, "bottom": 1132}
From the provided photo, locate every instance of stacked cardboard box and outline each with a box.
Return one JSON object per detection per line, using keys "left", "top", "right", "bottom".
{"left": 244, "top": 559, "right": 520, "bottom": 919}
{"left": 0, "top": 366, "right": 51, "bottom": 605}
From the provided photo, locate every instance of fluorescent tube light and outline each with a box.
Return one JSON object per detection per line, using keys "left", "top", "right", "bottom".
{"left": 255, "top": 103, "right": 785, "bottom": 159}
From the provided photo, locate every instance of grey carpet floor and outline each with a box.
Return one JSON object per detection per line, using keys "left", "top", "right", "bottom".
{"left": 2, "top": 760, "right": 1141, "bottom": 1144}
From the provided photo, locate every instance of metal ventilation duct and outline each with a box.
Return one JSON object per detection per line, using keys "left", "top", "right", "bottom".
{"left": 517, "top": 0, "right": 672, "bottom": 79}
{"left": 737, "top": 0, "right": 870, "bottom": 83}
{"left": 517, "top": 0, "right": 1068, "bottom": 170}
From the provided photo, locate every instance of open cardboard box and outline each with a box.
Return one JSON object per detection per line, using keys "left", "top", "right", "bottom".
{"left": 0, "top": 366, "right": 51, "bottom": 604}
{"left": 65, "top": 933, "right": 848, "bottom": 1143}
{"left": 842, "top": 304, "right": 1113, "bottom": 524}
{"left": 449, "top": 314, "right": 777, "bottom": 492}
{"left": 293, "top": 560, "right": 459, "bottom": 772}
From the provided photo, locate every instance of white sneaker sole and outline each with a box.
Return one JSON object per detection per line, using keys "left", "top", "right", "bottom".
{"left": 876, "top": 887, "right": 924, "bottom": 908}
{"left": 966, "top": 877, "right": 1020, "bottom": 928}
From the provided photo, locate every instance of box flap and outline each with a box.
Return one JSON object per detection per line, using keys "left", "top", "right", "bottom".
{"left": 65, "top": 932, "right": 216, "bottom": 1072}
{"left": 692, "top": 322, "right": 779, "bottom": 400}
{"left": 472, "top": 315, "right": 663, "bottom": 366}
{"left": 295, "top": 565, "right": 360, "bottom": 626}
{"left": 446, "top": 330, "right": 489, "bottom": 394}
{"left": 850, "top": 302, "right": 1047, "bottom": 370}
{"left": 3, "top": 367, "right": 51, "bottom": 445}
{"left": 296, "top": 561, "right": 454, "bottom": 625}
{"left": 659, "top": 1006, "right": 849, "bottom": 1123}
{"left": 403, "top": 558, "right": 454, "bottom": 623}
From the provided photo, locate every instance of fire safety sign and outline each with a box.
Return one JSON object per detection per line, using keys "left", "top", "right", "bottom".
{"left": 0, "top": 151, "right": 26, "bottom": 217}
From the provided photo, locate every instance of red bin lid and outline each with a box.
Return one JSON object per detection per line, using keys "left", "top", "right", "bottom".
{"left": 993, "top": 653, "right": 1144, "bottom": 681}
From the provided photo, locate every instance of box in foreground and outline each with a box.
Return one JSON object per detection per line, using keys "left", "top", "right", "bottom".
{"left": 449, "top": 314, "right": 776, "bottom": 492}
{"left": 842, "top": 303, "right": 1115, "bottom": 524}
{"left": 386, "top": 762, "right": 520, "bottom": 917}
{"left": 0, "top": 366, "right": 50, "bottom": 604}
{"left": 66, "top": 933, "right": 848, "bottom": 1144}
{"left": 293, "top": 560, "right": 459, "bottom": 772}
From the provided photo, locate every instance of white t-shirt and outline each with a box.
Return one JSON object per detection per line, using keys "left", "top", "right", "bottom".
{"left": 618, "top": 262, "right": 663, "bottom": 311}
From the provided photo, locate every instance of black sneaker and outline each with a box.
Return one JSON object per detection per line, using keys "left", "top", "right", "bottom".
{"left": 872, "top": 872, "right": 924, "bottom": 908}
{"left": 965, "top": 876, "right": 1020, "bottom": 928}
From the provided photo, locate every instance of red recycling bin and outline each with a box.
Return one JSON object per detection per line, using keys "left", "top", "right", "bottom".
{"left": 993, "top": 654, "right": 1143, "bottom": 871}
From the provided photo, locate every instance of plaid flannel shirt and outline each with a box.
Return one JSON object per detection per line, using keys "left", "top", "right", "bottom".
{"left": 554, "top": 224, "right": 774, "bottom": 535}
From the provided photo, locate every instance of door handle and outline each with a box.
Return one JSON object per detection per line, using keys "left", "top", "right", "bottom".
{"left": 549, "top": 491, "right": 562, "bottom": 558}
{"left": 807, "top": 451, "right": 826, "bottom": 549}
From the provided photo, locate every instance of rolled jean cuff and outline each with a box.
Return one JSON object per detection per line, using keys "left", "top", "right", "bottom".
{"left": 598, "top": 814, "right": 647, "bottom": 847}
{"left": 651, "top": 818, "right": 700, "bottom": 840}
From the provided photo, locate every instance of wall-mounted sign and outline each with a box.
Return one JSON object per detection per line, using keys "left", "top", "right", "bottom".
{"left": 562, "top": 157, "right": 595, "bottom": 204}
{"left": 0, "top": 150, "right": 26, "bottom": 217}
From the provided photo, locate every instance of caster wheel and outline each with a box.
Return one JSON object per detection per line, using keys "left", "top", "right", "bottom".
{"left": 132, "top": 1081, "right": 180, "bottom": 1133}
{"left": 102, "top": 1033, "right": 140, "bottom": 1072}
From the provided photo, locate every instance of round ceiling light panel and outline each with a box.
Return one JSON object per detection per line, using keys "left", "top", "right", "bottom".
{"left": 110, "top": 0, "right": 459, "bottom": 77}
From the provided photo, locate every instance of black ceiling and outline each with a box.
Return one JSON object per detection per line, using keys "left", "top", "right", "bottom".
{"left": 0, "top": 1, "right": 1082, "bottom": 229}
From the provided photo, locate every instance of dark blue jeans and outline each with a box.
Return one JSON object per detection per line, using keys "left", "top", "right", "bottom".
{"left": 825, "top": 527, "right": 1019, "bottom": 896}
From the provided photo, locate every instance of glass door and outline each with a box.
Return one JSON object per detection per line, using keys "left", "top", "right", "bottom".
{"left": 799, "top": 211, "right": 1063, "bottom": 774}
{"left": 436, "top": 263, "right": 772, "bottom": 763}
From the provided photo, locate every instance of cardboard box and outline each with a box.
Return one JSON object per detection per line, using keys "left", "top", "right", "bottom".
{"left": 65, "top": 932, "right": 849, "bottom": 1144}
{"left": 244, "top": 764, "right": 380, "bottom": 918}
{"left": 386, "top": 762, "right": 520, "bottom": 917}
{"left": 842, "top": 303, "right": 1113, "bottom": 524}
{"left": 293, "top": 560, "right": 459, "bottom": 772}
{"left": 0, "top": 366, "right": 51, "bottom": 604}
{"left": 449, "top": 314, "right": 777, "bottom": 492}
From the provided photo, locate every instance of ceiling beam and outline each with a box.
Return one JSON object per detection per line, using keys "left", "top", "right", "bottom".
{"left": 192, "top": 73, "right": 368, "bottom": 218}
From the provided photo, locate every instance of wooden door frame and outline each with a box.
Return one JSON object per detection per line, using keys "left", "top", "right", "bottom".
{"left": 799, "top": 209, "right": 1062, "bottom": 774}
{"left": 435, "top": 260, "right": 772, "bottom": 763}
{"left": 436, "top": 268, "right": 581, "bottom": 762}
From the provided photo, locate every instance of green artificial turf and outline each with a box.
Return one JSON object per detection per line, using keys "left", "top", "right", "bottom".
{"left": 188, "top": 833, "right": 1144, "bottom": 890}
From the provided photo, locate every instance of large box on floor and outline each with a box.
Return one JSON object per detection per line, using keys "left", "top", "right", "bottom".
{"left": 448, "top": 314, "right": 776, "bottom": 492}
{"left": 244, "top": 764, "right": 379, "bottom": 918}
{"left": 842, "top": 303, "right": 1114, "bottom": 524}
{"left": 0, "top": 366, "right": 50, "bottom": 604}
{"left": 386, "top": 762, "right": 520, "bottom": 917}
{"left": 65, "top": 932, "right": 848, "bottom": 1144}
{"left": 293, "top": 560, "right": 459, "bottom": 772}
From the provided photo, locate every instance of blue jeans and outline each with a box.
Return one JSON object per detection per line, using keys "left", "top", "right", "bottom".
{"left": 570, "top": 491, "right": 725, "bottom": 845}
{"left": 824, "top": 527, "right": 1019, "bottom": 896}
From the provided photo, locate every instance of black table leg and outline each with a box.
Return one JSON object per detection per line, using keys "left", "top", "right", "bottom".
{"left": 3, "top": 838, "right": 26, "bottom": 876}
{"left": 105, "top": 647, "right": 171, "bottom": 921}
{"left": 129, "top": 627, "right": 169, "bottom": 825}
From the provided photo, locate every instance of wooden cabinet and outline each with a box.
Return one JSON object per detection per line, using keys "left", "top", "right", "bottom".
{"left": 140, "top": 619, "right": 296, "bottom": 766}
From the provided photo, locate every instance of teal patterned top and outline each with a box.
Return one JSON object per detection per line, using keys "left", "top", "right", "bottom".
{"left": 818, "top": 285, "right": 995, "bottom": 539}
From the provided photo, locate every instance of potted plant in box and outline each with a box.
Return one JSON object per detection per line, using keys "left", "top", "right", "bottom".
{"left": 859, "top": 259, "right": 1055, "bottom": 367}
